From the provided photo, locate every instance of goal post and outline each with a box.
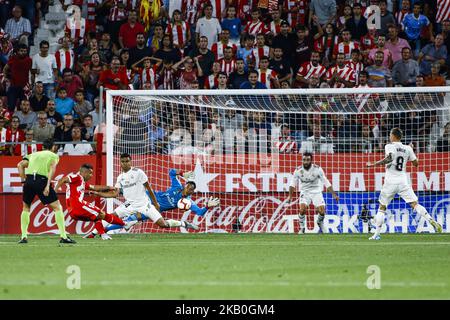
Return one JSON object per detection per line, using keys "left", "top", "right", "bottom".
{"left": 106, "top": 87, "right": 450, "bottom": 234}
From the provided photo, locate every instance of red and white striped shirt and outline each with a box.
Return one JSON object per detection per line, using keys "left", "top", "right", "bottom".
{"left": 204, "top": 74, "right": 219, "bottom": 89}
{"left": 296, "top": 61, "right": 327, "bottom": 80}
{"left": 360, "top": 34, "right": 377, "bottom": 52}
{"left": 395, "top": 9, "right": 410, "bottom": 26}
{"left": 325, "top": 65, "right": 356, "bottom": 88}
{"left": 437, "top": 0, "right": 450, "bottom": 23}
{"left": 108, "top": 6, "right": 127, "bottom": 22}
{"left": 140, "top": 66, "right": 158, "bottom": 89}
{"left": 65, "top": 16, "right": 86, "bottom": 46}
{"left": 354, "top": 84, "right": 375, "bottom": 112}
{"left": 15, "top": 143, "right": 43, "bottom": 157}
{"left": 251, "top": 46, "right": 270, "bottom": 68}
{"left": 346, "top": 60, "right": 364, "bottom": 75}
{"left": 87, "top": 0, "right": 97, "bottom": 22}
{"left": 208, "top": 0, "right": 225, "bottom": 20}
{"left": 218, "top": 58, "right": 236, "bottom": 75}
{"left": 166, "top": 22, "right": 189, "bottom": 48}
{"left": 161, "top": 68, "right": 174, "bottom": 89}
{"left": 276, "top": 136, "right": 298, "bottom": 153}
{"left": 55, "top": 49, "right": 75, "bottom": 73}
{"left": 314, "top": 35, "right": 339, "bottom": 54}
{"left": 333, "top": 41, "right": 359, "bottom": 61}
{"left": 258, "top": 68, "right": 278, "bottom": 89}
{"left": 244, "top": 20, "right": 269, "bottom": 36}
{"left": 211, "top": 42, "right": 238, "bottom": 60}
{"left": 182, "top": 0, "right": 200, "bottom": 25}
{"left": 5, "top": 128, "right": 24, "bottom": 144}
{"left": 285, "top": 0, "right": 308, "bottom": 27}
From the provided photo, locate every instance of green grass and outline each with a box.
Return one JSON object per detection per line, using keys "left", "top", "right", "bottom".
{"left": 0, "top": 233, "right": 449, "bottom": 299}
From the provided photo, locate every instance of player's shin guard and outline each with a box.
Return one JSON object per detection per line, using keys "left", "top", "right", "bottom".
{"left": 20, "top": 210, "right": 30, "bottom": 239}
{"left": 94, "top": 220, "right": 106, "bottom": 235}
{"left": 103, "top": 213, "right": 125, "bottom": 226}
{"left": 55, "top": 210, "right": 67, "bottom": 239}
{"left": 414, "top": 204, "right": 433, "bottom": 222}
{"left": 166, "top": 219, "right": 183, "bottom": 227}
{"left": 373, "top": 210, "right": 386, "bottom": 237}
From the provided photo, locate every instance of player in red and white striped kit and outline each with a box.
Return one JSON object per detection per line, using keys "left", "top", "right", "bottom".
{"left": 217, "top": 46, "right": 236, "bottom": 75}
{"left": 333, "top": 29, "right": 359, "bottom": 61}
{"left": 295, "top": 51, "right": 327, "bottom": 87}
{"left": 55, "top": 163, "right": 134, "bottom": 240}
{"left": 251, "top": 34, "right": 271, "bottom": 68}
{"left": 325, "top": 53, "right": 356, "bottom": 88}
{"left": 257, "top": 56, "right": 279, "bottom": 89}
{"left": 243, "top": 9, "right": 269, "bottom": 36}
{"left": 166, "top": 10, "right": 191, "bottom": 51}
{"left": 55, "top": 36, "right": 75, "bottom": 75}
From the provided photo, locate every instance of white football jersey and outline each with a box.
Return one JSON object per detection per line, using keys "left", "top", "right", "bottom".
{"left": 384, "top": 142, "right": 417, "bottom": 182}
{"left": 290, "top": 164, "right": 332, "bottom": 194}
{"left": 115, "top": 167, "right": 149, "bottom": 207}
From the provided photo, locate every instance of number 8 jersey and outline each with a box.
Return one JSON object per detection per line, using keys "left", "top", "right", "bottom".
{"left": 384, "top": 142, "right": 417, "bottom": 183}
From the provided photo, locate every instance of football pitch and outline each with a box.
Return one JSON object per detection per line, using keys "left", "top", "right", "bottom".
{"left": 0, "top": 234, "right": 449, "bottom": 300}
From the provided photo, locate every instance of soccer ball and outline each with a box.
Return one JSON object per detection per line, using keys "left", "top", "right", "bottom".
{"left": 177, "top": 198, "right": 191, "bottom": 210}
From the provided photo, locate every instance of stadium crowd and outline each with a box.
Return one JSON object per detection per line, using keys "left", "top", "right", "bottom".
{"left": 0, "top": 0, "right": 450, "bottom": 156}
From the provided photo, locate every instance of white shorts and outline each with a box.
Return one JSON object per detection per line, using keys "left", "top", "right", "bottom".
{"left": 378, "top": 182, "right": 418, "bottom": 207}
{"left": 299, "top": 192, "right": 325, "bottom": 207}
{"left": 115, "top": 201, "right": 162, "bottom": 223}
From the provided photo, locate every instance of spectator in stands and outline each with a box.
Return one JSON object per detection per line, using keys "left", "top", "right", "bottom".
{"left": 54, "top": 113, "right": 74, "bottom": 142}
{"left": 80, "top": 52, "right": 103, "bottom": 104}
{"left": 166, "top": 9, "right": 191, "bottom": 53}
{"left": 29, "top": 81, "right": 49, "bottom": 112}
{"left": 13, "top": 128, "right": 42, "bottom": 156}
{"left": 385, "top": 24, "right": 411, "bottom": 64}
{"left": 3, "top": 43, "right": 31, "bottom": 112}
{"left": 5, "top": 115, "right": 24, "bottom": 155}
{"left": 14, "top": 99, "right": 36, "bottom": 130}
{"left": 237, "top": 34, "right": 255, "bottom": 70}
{"left": 55, "top": 36, "right": 75, "bottom": 74}
{"left": 242, "top": 8, "right": 269, "bottom": 38}
{"left": 221, "top": 103, "right": 244, "bottom": 132}
{"left": 5, "top": 5, "right": 31, "bottom": 46}
{"left": 425, "top": 62, "right": 447, "bottom": 87}
{"left": 172, "top": 56, "right": 203, "bottom": 89}
{"left": 296, "top": 51, "right": 326, "bottom": 88}
{"left": 368, "top": 35, "right": 393, "bottom": 69}
{"left": 57, "top": 68, "right": 84, "bottom": 100}
{"left": 272, "top": 21, "right": 297, "bottom": 61}
{"left": 31, "top": 40, "right": 58, "bottom": 99}
{"left": 204, "top": 61, "right": 221, "bottom": 89}
{"left": 276, "top": 124, "right": 298, "bottom": 153}
{"left": 188, "top": 36, "right": 214, "bottom": 77}
{"left": 248, "top": 111, "right": 271, "bottom": 150}
{"left": 309, "top": 0, "right": 337, "bottom": 29}
{"left": 98, "top": 32, "right": 117, "bottom": 64}
{"left": 97, "top": 56, "right": 129, "bottom": 90}
{"left": 377, "top": 0, "right": 396, "bottom": 37}
{"left": 240, "top": 70, "right": 267, "bottom": 89}
{"left": 436, "top": 122, "right": 450, "bottom": 152}
{"left": 82, "top": 114, "right": 95, "bottom": 142}
{"left": 0, "top": 116, "right": 6, "bottom": 154}
{"left": 46, "top": 100, "right": 63, "bottom": 128}
{"left": 63, "top": 126, "right": 94, "bottom": 155}
{"left": 228, "top": 58, "right": 248, "bottom": 89}
{"left": 0, "top": 98, "right": 12, "bottom": 122}
{"left": 345, "top": 3, "right": 368, "bottom": 41}
{"left": 392, "top": 47, "right": 420, "bottom": 86}
{"left": 118, "top": 9, "right": 144, "bottom": 49}
{"left": 269, "top": 47, "right": 292, "bottom": 84}
{"left": 300, "top": 123, "right": 334, "bottom": 154}
{"left": 325, "top": 52, "right": 356, "bottom": 88}
{"left": 211, "top": 29, "right": 237, "bottom": 61}
{"left": 195, "top": 3, "right": 221, "bottom": 49}
{"left": 148, "top": 23, "right": 164, "bottom": 51}
{"left": 221, "top": 6, "right": 241, "bottom": 45}
{"left": 359, "top": 124, "right": 376, "bottom": 153}
{"left": 148, "top": 113, "right": 166, "bottom": 154}
{"left": 154, "top": 34, "right": 182, "bottom": 65}
{"left": 79, "top": 38, "right": 100, "bottom": 66}
{"left": 213, "top": 72, "right": 228, "bottom": 90}
{"left": 293, "top": 26, "right": 313, "bottom": 72}
{"left": 418, "top": 34, "right": 447, "bottom": 76}
{"left": 129, "top": 32, "right": 153, "bottom": 66}
{"left": 88, "top": 97, "right": 105, "bottom": 127}
{"left": 337, "top": 4, "right": 352, "bottom": 31}
{"left": 365, "top": 51, "right": 393, "bottom": 87}
{"left": 32, "top": 111, "right": 54, "bottom": 142}
{"left": 55, "top": 88, "right": 74, "bottom": 117}
{"left": 218, "top": 46, "right": 237, "bottom": 76}
{"left": 403, "top": 3, "right": 432, "bottom": 57}
{"left": 73, "top": 90, "right": 93, "bottom": 119}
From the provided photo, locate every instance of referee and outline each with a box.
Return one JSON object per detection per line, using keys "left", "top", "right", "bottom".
{"left": 17, "top": 139, "right": 76, "bottom": 244}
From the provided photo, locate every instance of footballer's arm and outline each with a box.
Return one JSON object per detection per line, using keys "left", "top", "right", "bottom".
{"left": 367, "top": 153, "right": 393, "bottom": 167}
{"left": 17, "top": 159, "right": 29, "bottom": 183}
{"left": 326, "top": 186, "right": 339, "bottom": 202}
{"left": 143, "top": 182, "right": 160, "bottom": 211}
{"left": 54, "top": 176, "right": 70, "bottom": 191}
{"left": 89, "top": 186, "right": 120, "bottom": 198}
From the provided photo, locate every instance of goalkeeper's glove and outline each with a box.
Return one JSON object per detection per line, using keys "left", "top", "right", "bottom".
{"left": 206, "top": 197, "right": 220, "bottom": 208}
{"left": 180, "top": 170, "right": 195, "bottom": 181}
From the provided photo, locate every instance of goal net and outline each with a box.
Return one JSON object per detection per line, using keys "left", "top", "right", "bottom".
{"left": 106, "top": 88, "right": 450, "bottom": 234}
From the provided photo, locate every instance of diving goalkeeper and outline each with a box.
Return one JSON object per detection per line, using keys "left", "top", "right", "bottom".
{"left": 103, "top": 169, "right": 220, "bottom": 233}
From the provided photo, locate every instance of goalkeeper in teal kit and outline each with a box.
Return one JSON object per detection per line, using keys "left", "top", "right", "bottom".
{"left": 104, "top": 169, "right": 220, "bottom": 233}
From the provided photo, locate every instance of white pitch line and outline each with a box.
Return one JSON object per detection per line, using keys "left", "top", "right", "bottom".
{"left": 0, "top": 280, "right": 447, "bottom": 288}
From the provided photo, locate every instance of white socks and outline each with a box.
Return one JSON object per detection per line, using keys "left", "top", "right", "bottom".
{"left": 298, "top": 215, "right": 305, "bottom": 228}
{"left": 373, "top": 209, "right": 386, "bottom": 237}
{"left": 414, "top": 204, "right": 433, "bottom": 222}
{"left": 166, "top": 219, "right": 184, "bottom": 228}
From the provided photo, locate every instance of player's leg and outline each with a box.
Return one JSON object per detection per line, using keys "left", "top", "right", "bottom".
{"left": 19, "top": 177, "right": 37, "bottom": 243}
{"left": 91, "top": 203, "right": 134, "bottom": 236}
{"left": 298, "top": 192, "right": 311, "bottom": 234}
{"left": 144, "top": 205, "right": 198, "bottom": 230}
{"left": 370, "top": 184, "right": 396, "bottom": 240}
{"left": 401, "top": 185, "right": 443, "bottom": 233}
{"left": 313, "top": 193, "right": 327, "bottom": 233}
{"left": 48, "top": 200, "right": 76, "bottom": 244}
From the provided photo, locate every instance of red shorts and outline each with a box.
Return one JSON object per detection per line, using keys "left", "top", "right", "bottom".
{"left": 69, "top": 202, "right": 103, "bottom": 221}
